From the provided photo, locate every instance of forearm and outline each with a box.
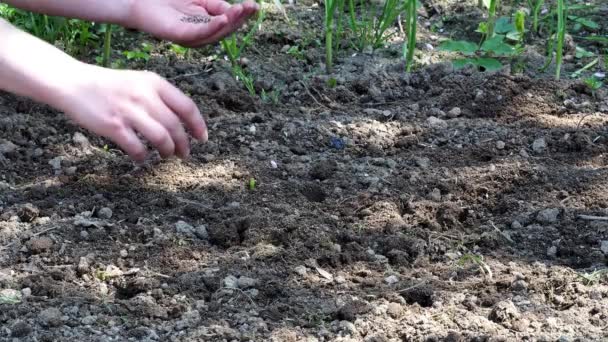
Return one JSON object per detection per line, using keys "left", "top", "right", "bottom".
{"left": 1, "top": 0, "right": 133, "bottom": 25}
{"left": 0, "top": 18, "right": 88, "bottom": 111}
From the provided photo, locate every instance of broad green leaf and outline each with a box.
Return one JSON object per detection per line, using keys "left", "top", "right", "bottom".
{"left": 495, "top": 17, "right": 515, "bottom": 34}
{"left": 506, "top": 31, "right": 523, "bottom": 41}
{"left": 569, "top": 16, "right": 600, "bottom": 30}
{"left": 481, "top": 35, "right": 516, "bottom": 56}
{"left": 475, "top": 58, "right": 503, "bottom": 71}
{"left": 438, "top": 40, "right": 478, "bottom": 55}
{"left": 452, "top": 58, "right": 476, "bottom": 69}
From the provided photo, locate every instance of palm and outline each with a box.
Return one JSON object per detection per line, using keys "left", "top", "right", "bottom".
{"left": 130, "top": 0, "right": 259, "bottom": 47}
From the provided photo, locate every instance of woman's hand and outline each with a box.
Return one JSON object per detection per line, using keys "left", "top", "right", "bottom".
{"left": 128, "top": 0, "right": 259, "bottom": 47}
{"left": 57, "top": 65, "right": 207, "bottom": 162}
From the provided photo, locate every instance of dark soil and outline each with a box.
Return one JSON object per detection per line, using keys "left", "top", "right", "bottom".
{"left": 1, "top": 0, "right": 608, "bottom": 341}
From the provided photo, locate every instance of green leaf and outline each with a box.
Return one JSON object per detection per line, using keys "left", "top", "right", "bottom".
{"left": 481, "top": 35, "right": 515, "bottom": 56}
{"left": 575, "top": 46, "right": 595, "bottom": 58}
{"left": 494, "top": 17, "right": 515, "bottom": 34}
{"left": 482, "top": 0, "right": 492, "bottom": 9}
{"left": 452, "top": 58, "right": 476, "bottom": 69}
{"left": 438, "top": 40, "right": 478, "bottom": 55}
{"left": 569, "top": 16, "right": 599, "bottom": 30}
{"left": 506, "top": 31, "right": 523, "bottom": 41}
{"left": 476, "top": 58, "right": 503, "bottom": 71}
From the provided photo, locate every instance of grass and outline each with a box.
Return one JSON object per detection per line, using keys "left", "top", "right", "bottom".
{"left": 404, "top": 0, "right": 418, "bottom": 72}
{"left": 555, "top": 0, "right": 567, "bottom": 80}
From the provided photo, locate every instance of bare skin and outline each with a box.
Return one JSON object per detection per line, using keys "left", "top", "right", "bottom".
{"left": 0, "top": 0, "right": 259, "bottom": 161}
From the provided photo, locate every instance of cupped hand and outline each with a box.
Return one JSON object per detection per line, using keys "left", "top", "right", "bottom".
{"left": 127, "top": 0, "right": 259, "bottom": 47}
{"left": 59, "top": 65, "right": 207, "bottom": 162}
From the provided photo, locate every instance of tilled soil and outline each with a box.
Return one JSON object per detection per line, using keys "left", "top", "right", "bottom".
{"left": 1, "top": 0, "right": 608, "bottom": 341}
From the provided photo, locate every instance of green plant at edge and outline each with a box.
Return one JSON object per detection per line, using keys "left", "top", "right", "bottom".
{"left": 347, "top": 0, "right": 403, "bottom": 52}
{"left": 325, "top": 0, "right": 341, "bottom": 73}
{"left": 486, "top": 0, "right": 499, "bottom": 39}
{"left": 527, "top": 0, "right": 545, "bottom": 33}
{"left": 123, "top": 42, "right": 152, "bottom": 62}
{"left": 555, "top": 0, "right": 567, "bottom": 80}
{"left": 404, "top": 0, "right": 417, "bottom": 72}
{"left": 102, "top": 24, "right": 113, "bottom": 67}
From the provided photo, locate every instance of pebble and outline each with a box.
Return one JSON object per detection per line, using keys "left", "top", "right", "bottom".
{"left": 532, "top": 138, "right": 547, "bottom": 153}
{"left": 511, "top": 220, "right": 523, "bottom": 229}
{"left": 537, "top": 208, "right": 560, "bottom": 224}
{"left": 384, "top": 275, "right": 399, "bottom": 285}
{"left": 335, "top": 275, "right": 346, "bottom": 284}
{"left": 81, "top": 315, "right": 97, "bottom": 325}
{"left": 48, "top": 156, "right": 63, "bottom": 170}
{"left": 18, "top": 203, "right": 39, "bottom": 222}
{"left": 237, "top": 277, "right": 258, "bottom": 289}
{"left": 80, "top": 230, "right": 90, "bottom": 239}
{"left": 447, "top": 107, "right": 461, "bottom": 118}
{"left": 104, "top": 265, "right": 124, "bottom": 278}
{"left": 496, "top": 141, "right": 506, "bottom": 150}
{"left": 427, "top": 116, "right": 448, "bottom": 130}
{"left": 600, "top": 241, "right": 608, "bottom": 255}
{"left": 119, "top": 249, "right": 128, "bottom": 258}
{"left": 73, "top": 132, "right": 90, "bottom": 146}
{"left": 97, "top": 207, "right": 113, "bottom": 220}
{"left": 547, "top": 245, "right": 558, "bottom": 258}
{"left": 38, "top": 307, "right": 63, "bottom": 327}
{"left": 386, "top": 303, "right": 404, "bottom": 319}
{"left": 21, "top": 288, "right": 31, "bottom": 297}
{"left": 339, "top": 321, "right": 358, "bottom": 335}
{"left": 28, "top": 237, "right": 53, "bottom": 254}
{"left": 512, "top": 280, "right": 528, "bottom": 292}
{"left": 294, "top": 266, "right": 307, "bottom": 276}
{"left": 175, "top": 221, "right": 195, "bottom": 235}
{"left": 223, "top": 275, "right": 238, "bottom": 289}
{"left": 429, "top": 188, "right": 442, "bottom": 202}
{"left": 0, "top": 140, "right": 18, "bottom": 154}
{"left": 415, "top": 157, "right": 430, "bottom": 169}
{"left": 77, "top": 257, "right": 90, "bottom": 274}
{"left": 64, "top": 166, "right": 77, "bottom": 175}
{"left": 195, "top": 225, "right": 209, "bottom": 240}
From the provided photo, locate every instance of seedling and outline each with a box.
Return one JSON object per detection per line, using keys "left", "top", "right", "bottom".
{"left": 577, "top": 269, "right": 608, "bottom": 286}
{"left": 347, "top": 0, "right": 403, "bottom": 52}
{"left": 248, "top": 178, "right": 257, "bottom": 190}
{"left": 457, "top": 253, "right": 493, "bottom": 280}
{"left": 404, "top": 0, "right": 418, "bottom": 72}
{"left": 555, "top": 0, "right": 567, "bottom": 80}
{"left": 170, "top": 44, "right": 190, "bottom": 58}
{"left": 324, "top": 0, "right": 342, "bottom": 72}
{"left": 123, "top": 43, "right": 152, "bottom": 62}
{"left": 101, "top": 24, "right": 113, "bottom": 67}
{"left": 584, "top": 76, "right": 603, "bottom": 97}
{"left": 527, "top": 0, "right": 545, "bottom": 33}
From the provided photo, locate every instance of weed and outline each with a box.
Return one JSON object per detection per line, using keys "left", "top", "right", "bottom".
{"left": 123, "top": 43, "right": 153, "bottom": 62}
{"left": 555, "top": 0, "right": 567, "bottom": 79}
{"left": 324, "top": 0, "right": 342, "bottom": 72}
{"left": 404, "top": 0, "right": 418, "bottom": 72}
{"left": 527, "top": 0, "right": 545, "bottom": 33}
{"left": 457, "top": 253, "right": 493, "bottom": 280}
{"left": 347, "top": 0, "right": 402, "bottom": 52}
{"left": 578, "top": 269, "right": 608, "bottom": 286}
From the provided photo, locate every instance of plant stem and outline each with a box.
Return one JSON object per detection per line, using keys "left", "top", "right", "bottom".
{"left": 555, "top": 0, "right": 566, "bottom": 79}
{"left": 102, "top": 24, "right": 113, "bottom": 67}
{"left": 325, "top": 0, "right": 335, "bottom": 73}
{"left": 405, "top": 0, "right": 417, "bottom": 72}
{"left": 487, "top": 0, "right": 499, "bottom": 39}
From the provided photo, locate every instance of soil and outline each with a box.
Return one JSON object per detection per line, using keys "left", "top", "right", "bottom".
{"left": 1, "top": 0, "right": 608, "bottom": 341}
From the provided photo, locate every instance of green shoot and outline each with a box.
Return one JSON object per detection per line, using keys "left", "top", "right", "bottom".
{"left": 527, "top": 0, "right": 545, "bottom": 33}
{"left": 347, "top": 0, "right": 403, "bottom": 52}
{"left": 248, "top": 178, "right": 257, "bottom": 190}
{"left": 577, "top": 269, "right": 608, "bottom": 286}
{"left": 325, "top": 0, "right": 340, "bottom": 73}
{"left": 102, "top": 24, "right": 113, "bottom": 67}
{"left": 123, "top": 43, "right": 152, "bottom": 62}
{"left": 457, "top": 253, "right": 493, "bottom": 280}
{"left": 486, "top": 0, "right": 499, "bottom": 39}
{"left": 404, "top": 0, "right": 417, "bottom": 72}
{"left": 555, "top": 0, "right": 567, "bottom": 80}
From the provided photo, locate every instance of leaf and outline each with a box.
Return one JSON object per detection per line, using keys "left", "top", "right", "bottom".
{"left": 438, "top": 40, "right": 478, "bottom": 55}
{"left": 583, "top": 36, "right": 608, "bottom": 45}
{"left": 452, "top": 58, "right": 476, "bottom": 69}
{"left": 0, "top": 289, "right": 21, "bottom": 305}
{"left": 481, "top": 35, "right": 515, "bottom": 56}
{"left": 475, "top": 58, "right": 503, "bottom": 71}
{"left": 569, "top": 16, "right": 599, "bottom": 30}
{"left": 575, "top": 46, "right": 595, "bottom": 58}
{"left": 482, "top": 0, "right": 492, "bottom": 9}
{"left": 494, "top": 17, "right": 515, "bottom": 34}
{"left": 506, "top": 31, "right": 523, "bottom": 41}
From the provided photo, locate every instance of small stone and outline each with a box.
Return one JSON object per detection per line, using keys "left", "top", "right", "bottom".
{"left": 427, "top": 116, "right": 448, "bottom": 130}
{"left": 48, "top": 156, "right": 63, "bottom": 170}
{"left": 119, "top": 249, "right": 128, "bottom": 258}
{"left": 10, "top": 320, "right": 31, "bottom": 337}
{"left": 415, "top": 157, "right": 430, "bottom": 169}
{"left": 429, "top": 188, "right": 442, "bottom": 202}
{"left": 0, "top": 140, "right": 18, "bottom": 155}
{"left": 223, "top": 275, "right": 238, "bottom": 289}
{"left": 237, "top": 277, "right": 258, "bottom": 289}
{"left": 496, "top": 141, "right": 506, "bottom": 150}
{"left": 316, "top": 267, "right": 333, "bottom": 281}
{"left": 194, "top": 225, "right": 209, "bottom": 240}
{"left": 512, "top": 280, "right": 528, "bottom": 292}
{"left": 38, "top": 307, "right": 63, "bottom": 327}
{"left": 270, "top": 160, "right": 278, "bottom": 169}
{"left": 97, "top": 207, "right": 113, "bottom": 220}
{"left": 547, "top": 245, "right": 558, "bottom": 258}
{"left": 21, "top": 288, "right": 31, "bottom": 297}
{"left": 248, "top": 125, "right": 256, "bottom": 134}
{"left": 384, "top": 275, "right": 399, "bottom": 285}
{"left": 294, "top": 266, "right": 307, "bottom": 276}
{"left": 532, "top": 138, "right": 547, "bottom": 153}
{"left": 27, "top": 237, "right": 53, "bottom": 254}
{"left": 18, "top": 203, "right": 39, "bottom": 222}
{"left": 519, "top": 149, "right": 530, "bottom": 158}
{"left": 489, "top": 300, "right": 520, "bottom": 323}
{"left": 447, "top": 107, "right": 461, "bottom": 118}
{"left": 339, "top": 321, "right": 358, "bottom": 336}
{"left": 537, "top": 208, "right": 560, "bottom": 224}
{"left": 81, "top": 315, "right": 97, "bottom": 325}
{"left": 600, "top": 241, "right": 608, "bottom": 255}
{"left": 386, "top": 302, "right": 404, "bottom": 319}
{"left": 175, "top": 221, "right": 194, "bottom": 235}
{"left": 73, "top": 132, "right": 90, "bottom": 146}
{"left": 511, "top": 220, "right": 523, "bottom": 229}
{"left": 80, "top": 230, "right": 89, "bottom": 239}
{"left": 335, "top": 275, "right": 346, "bottom": 284}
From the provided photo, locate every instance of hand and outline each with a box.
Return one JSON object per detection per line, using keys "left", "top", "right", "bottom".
{"left": 128, "top": 0, "right": 259, "bottom": 47}
{"left": 58, "top": 64, "right": 207, "bottom": 162}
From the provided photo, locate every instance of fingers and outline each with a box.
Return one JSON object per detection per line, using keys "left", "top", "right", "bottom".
{"left": 203, "top": 0, "right": 231, "bottom": 15}
{"left": 106, "top": 123, "right": 148, "bottom": 162}
{"left": 157, "top": 79, "right": 208, "bottom": 143}
{"left": 177, "top": 14, "right": 228, "bottom": 46}
{"left": 150, "top": 98, "right": 192, "bottom": 159}
{"left": 126, "top": 107, "right": 176, "bottom": 159}
{"left": 185, "top": 5, "right": 249, "bottom": 46}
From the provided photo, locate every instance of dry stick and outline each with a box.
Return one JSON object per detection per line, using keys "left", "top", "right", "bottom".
{"left": 397, "top": 280, "right": 428, "bottom": 293}
{"left": 298, "top": 80, "right": 327, "bottom": 109}
{"left": 169, "top": 70, "right": 209, "bottom": 81}
{"left": 0, "top": 226, "right": 59, "bottom": 251}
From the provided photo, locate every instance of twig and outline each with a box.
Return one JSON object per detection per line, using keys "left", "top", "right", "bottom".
{"left": 298, "top": 81, "right": 327, "bottom": 109}
{"left": 169, "top": 70, "right": 210, "bottom": 81}
{"left": 490, "top": 221, "right": 514, "bottom": 243}
{"left": 397, "top": 280, "right": 428, "bottom": 293}
{"left": 577, "top": 215, "right": 608, "bottom": 221}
